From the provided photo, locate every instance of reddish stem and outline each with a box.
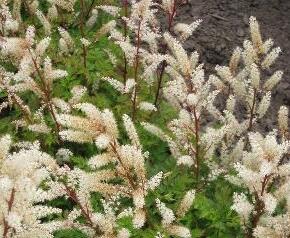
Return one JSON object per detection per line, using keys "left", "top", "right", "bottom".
{"left": 122, "top": 0, "right": 129, "bottom": 84}
{"left": 65, "top": 186, "right": 102, "bottom": 235}
{"left": 3, "top": 188, "right": 15, "bottom": 238}
{"left": 131, "top": 20, "right": 142, "bottom": 122}
{"left": 154, "top": 0, "right": 180, "bottom": 106}
{"left": 246, "top": 174, "right": 272, "bottom": 238}
{"left": 192, "top": 107, "right": 200, "bottom": 181}
{"left": 109, "top": 140, "right": 137, "bottom": 190}
{"left": 248, "top": 89, "right": 257, "bottom": 131}
{"left": 80, "top": 0, "right": 88, "bottom": 82}
{"left": 29, "top": 51, "right": 62, "bottom": 137}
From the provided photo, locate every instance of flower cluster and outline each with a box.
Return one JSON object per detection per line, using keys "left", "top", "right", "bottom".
{"left": 143, "top": 16, "right": 287, "bottom": 182}
{"left": 104, "top": 0, "right": 202, "bottom": 119}
{"left": 0, "top": 26, "right": 67, "bottom": 135}
{"left": 0, "top": 106, "right": 194, "bottom": 237}
{"left": 0, "top": 1, "right": 289, "bottom": 238}
{"left": 56, "top": 102, "right": 184, "bottom": 232}
{"left": 0, "top": 135, "right": 64, "bottom": 238}
{"left": 229, "top": 131, "right": 290, "bottom": 237}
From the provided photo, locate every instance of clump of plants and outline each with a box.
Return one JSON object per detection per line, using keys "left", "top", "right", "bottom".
{"left": 0, "top": 0, "right": 289, "bottom": 238}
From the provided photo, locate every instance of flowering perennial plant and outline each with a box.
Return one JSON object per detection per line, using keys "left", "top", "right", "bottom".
{"left": 0, "top": 1, "right": 289, "bottom": 238}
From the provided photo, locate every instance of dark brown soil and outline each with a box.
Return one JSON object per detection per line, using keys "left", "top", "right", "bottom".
{"left": 176, "top": 0, "right": 290, "bottom": 130}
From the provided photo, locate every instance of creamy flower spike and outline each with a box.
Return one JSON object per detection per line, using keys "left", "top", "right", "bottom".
{"left": 230, "top": 131, "right": 290, "bottom": 236}
{"left": 0, "top": 135, "right": 64, "bottom": 238}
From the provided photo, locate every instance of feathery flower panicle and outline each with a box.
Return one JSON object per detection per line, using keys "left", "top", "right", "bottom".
{"left": 53, "top": 166, "right": 126, "bottom": 237}
{"left": 177, "top": 155, "right": 194, "bottom": 167}
{"left": 139, "top": 101, "right": 157, "bottom": 112}
{"left": 97, "top": 5, "right": 120, "bottom": 17}
{"left": 174, "top": 19, "right": 202, "bottom": 41}
{"left": 56, "top": 148, "right": 73, "bottom": 162}
{"left": 166, "top": 225, "right": 191, "bottom": 238}
{"left": 146, "top": 172, "right": 163, "bottom": 190}
{"left": 229, "top": 47, "right": 242, "bottom": 74}
{"left": 0, "top": 135, "right": 11, "bottom": 161}
{"left": 58, "top": 110, "right": 166, "bottom": 231}
{"left": 256, "top": 92, "right": 271, "bottom": 118}
{"left": 52, "top": 97, "right": 71, "bottom": 113}
{"left": 95, "top": 20, "right": 116, "bottom": 41}
{"left": 117, "top": 228, "right": 130, "bottom": 238}
{"left": 69, "top": 85, "right": 87, "bottom": 105}
{"left": 177, "top": 190, "right": 195, "bottom": 217}
{"left": 253, "top": 214, "right": 290, "bottom": 238}
{"left": 249, "top": 63, "right": 260, "bottom": 89}
{"left": 141, "top": 122, "right": 168, "bottom": 141}
{"left": 35, "top": 10, "right": 51, "bottom": 35}
{"left": 28, "top": 122, "right": 51, "bottom": 134}
{"left": 47, "top": 4, "right": 58, "bottom": 21}
{"left": 58, "top": 27, "right": 75, "bottom": 54}
{"left": 50, "top": 0, "right": 77, "bottom": 12}
{"left": 261, "top": 47, "right": 282, "bottom": 69}
{"left": 278, "top": 105, "right": 289, "bottom": 138}
{"left": 155, "top": 198, "right": 192, "bottom": 238}
{"left": 0, "top": 4, "right": 19, "bottom": 36}
{"left": 104, "top": 49, "right": 118, "bottom": 67}
{"left": 226, "top": 95, "right": 236, "bottom": 112}
{"left": 57, "top": 104, "right": 109, "bottom": 144}
{"left": 164, "top": 32, "right": 191, "bottom": 76}
{"left": 249, "top": 16, "right": 263, "bottom": 53}
{"left": 11, "top": 0, "right": 22, "bottom": 22}
{"left": 102, "top": 76, "right": 126, "bottom": 93}
{"left": 86, "top": 9, "right": 98, "bottom": 28}
{"left": 161, "top": 0, "right": 175, "bottom": 14}
{"left": 105, "top": 0, "right": 165, "bottom": 120}
{"left": 123, "top": 114, "right": 141, "bottom": 149}
{"left": 231, "top": 193, "right": 254, "bottom": 222}
{"left": 88, "top": 153, "right": 113, "bottom": 169}
{"left": 58, "top": 38, "right": 69, "bottom": 55}
{"left": 264, "top": 70, "right": 283, "bottom": 91}
{"left": 133, "top": 208, "right": 146, "bottom": 228}
{"left": 142, "top": 53, "right": 166, "bottom": 80}
{"left": 156, "top": 198, "right": 176, "bottom": 226}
